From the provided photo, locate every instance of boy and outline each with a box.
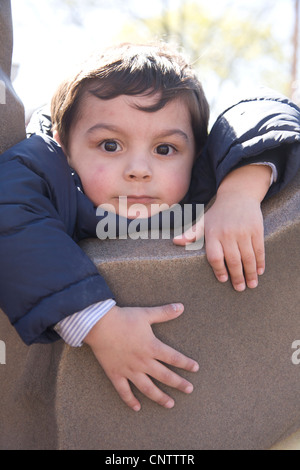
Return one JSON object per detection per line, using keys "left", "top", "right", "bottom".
{"left": 1, "top": 43, "right": 300, "bottom": 412}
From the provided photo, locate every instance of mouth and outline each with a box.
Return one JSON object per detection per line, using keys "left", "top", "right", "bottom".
{"left": 113, "top": 195, "right": 163, "bottom": 219}
{"left": 124, "top": 195, "right": 157, "bottom": 204}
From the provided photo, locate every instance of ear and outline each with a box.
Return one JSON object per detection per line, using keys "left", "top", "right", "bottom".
{"left": 53, "top": 129, "right": 69, "bottom": 158}
{"left": 53, "top": 129, "right": 62, "bottom": 146}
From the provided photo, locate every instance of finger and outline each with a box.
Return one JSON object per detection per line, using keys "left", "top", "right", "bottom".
{"left": 132, "top": 373, "right": 175, "bottom": 409}
{"left": 154, "top": 339, "right": 199, "bottom": 373}
{"left": 205, "top": 237, "right": 229, "bottom": 284}
{"left": 149, "top": 360, "right": 196, "bottom": 394}
{"left": 110, "top": 375, "right": 142, "bottom": 412}
{"left": 145, "top": 303, "right": 185, "bottom": 325}
{"left": 173, "top": 216, "right": 204, "bottom": 246}
{"left": 252, "top": 230, "right": 265, "bottom": 276}
{"left": 222, "top": 242, "right": 246, "bottom": 292}
{"left": 237, "top": 237, "right": 258, "bottom": 289}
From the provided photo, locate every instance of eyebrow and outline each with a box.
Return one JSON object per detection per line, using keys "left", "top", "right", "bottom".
{"left": 156, "top": 129, "right": 189, "bottom": 141}
{"left": 86, "top": 123, "right": 120, "bottom": 135}
{"left": 86, "top": 123, "right": 189, "bottom": 141}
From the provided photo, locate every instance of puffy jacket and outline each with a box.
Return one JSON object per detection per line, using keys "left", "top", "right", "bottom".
{"left": 1, "top": 88, "right": 300, "bottom": 345}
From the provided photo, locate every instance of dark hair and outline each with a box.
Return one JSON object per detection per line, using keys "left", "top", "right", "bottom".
{"left": 51, "top": 42, "right": 209, "bottom": 155}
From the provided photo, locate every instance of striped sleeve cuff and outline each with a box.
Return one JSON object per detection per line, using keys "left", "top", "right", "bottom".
{"left": 53, "top": 299, "right": 116, "bottom": 347}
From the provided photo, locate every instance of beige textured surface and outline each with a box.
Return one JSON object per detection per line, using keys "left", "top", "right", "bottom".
{"left": 0, "top": 0, "right": 25, "bottom": 154}
{"left": 0, "top": 171, "right": 300, "bottom": 450}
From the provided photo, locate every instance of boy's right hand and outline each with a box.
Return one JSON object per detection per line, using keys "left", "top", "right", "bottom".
{"left": 84, "top": 303, "right": 199, "bottom": 411}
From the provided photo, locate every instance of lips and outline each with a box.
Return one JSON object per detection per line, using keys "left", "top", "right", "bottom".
{"left": 125, "top": 195, "right": 156, "bottom": 204}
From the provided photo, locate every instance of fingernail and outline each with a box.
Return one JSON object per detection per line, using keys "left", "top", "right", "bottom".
{"left": 235, "top": 283, "right": 246, "bottom": 292}
{"left": 218, "top": 275, "right": 228, "bottom": 283}
{"left": 133, "top": 404, "right": 141, "bottom": 412}
{"left": 192, "top": 362, "right": 199, "bottom": 372}
{"left": 257, "top": 268, "right": 264, "bottom": 275}
{"left": 172, "top": 303, "right": 183, "bottom": 312}
{"left": 185, "top": 384, "right": 194, "bottom": 394}
{"left": 248, "top": 280, "right": 258, "bottom": 289}
{"left": 165, "top": 399, "right": 175, "bottom": 409}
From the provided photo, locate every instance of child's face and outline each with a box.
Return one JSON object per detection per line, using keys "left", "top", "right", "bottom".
{"left": 65, "top": 92, "right": 195, "bottom": 218}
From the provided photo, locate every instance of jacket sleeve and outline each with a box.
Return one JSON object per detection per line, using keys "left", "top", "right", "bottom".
{"left": 189, "top": 88, "right": 300, "bottom": 204}
{"left": 0, "top": 135, "right": 114, "bottom": 345}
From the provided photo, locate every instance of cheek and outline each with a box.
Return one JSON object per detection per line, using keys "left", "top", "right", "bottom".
{"left": 162, "top": 170, "right": 191, "bottom": 204}
{"left": 80, "top": 166, "right": 112, "bottom": 206}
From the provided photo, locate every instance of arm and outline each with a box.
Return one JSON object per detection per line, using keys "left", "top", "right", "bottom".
{"left": 187, "top": 89, "right": 300, "bottom": 208}
{"left": 180, "top": 89, "right": 300, "bottom": 290}
{"left": 0, "top": 136, "right": 114, "bottom": 344}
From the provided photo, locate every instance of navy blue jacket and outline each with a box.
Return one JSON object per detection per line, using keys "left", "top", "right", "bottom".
{"left": 1, "top": 89, "right": 300, "bottom": 345}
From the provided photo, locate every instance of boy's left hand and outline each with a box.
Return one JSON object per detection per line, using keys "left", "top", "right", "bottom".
{"left": 174, "top": 195, "right": 264, "bottom": 291}
{"left": 173, "top": 165, "right": 272, "bottom": 292}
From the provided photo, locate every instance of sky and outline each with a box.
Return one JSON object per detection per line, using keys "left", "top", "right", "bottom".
{"left": 10, "top": 0, "right": 297, "bottom": 121}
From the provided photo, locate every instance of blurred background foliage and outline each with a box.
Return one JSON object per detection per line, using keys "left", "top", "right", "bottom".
{"left": 12, "top": 0, "right": 299, "bottom": 122}
{"left": 116, "top": 0, "right": 291, "bottom": 111}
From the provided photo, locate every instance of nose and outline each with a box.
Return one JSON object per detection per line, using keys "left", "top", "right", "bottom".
{"left": 124, "top": 156, "right": 152, "bottom": 182}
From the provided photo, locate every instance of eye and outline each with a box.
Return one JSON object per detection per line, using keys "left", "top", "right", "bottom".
{"left": 155, "top": 144, "right": 176, "bottom": 156}
{"left": 100, "top": 140, "right": 121, "bottom": 152}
